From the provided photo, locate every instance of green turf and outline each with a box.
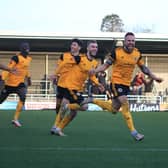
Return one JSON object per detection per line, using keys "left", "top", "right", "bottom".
{"left": 0, "top": 110, "right": 168, "bottom": 168}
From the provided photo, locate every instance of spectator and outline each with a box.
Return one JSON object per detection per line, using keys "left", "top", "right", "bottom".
{"left": 144, "top": 76, "right": 154, "bottom": 93}
{"left": 132, "top": 71, "right": 145, "bottom": 95}
{"left": 105, "top": 79, "right": 113, "bottom": 100}
{"left": 40, "top": 74, "right": 50, "bottom": 94}
{"left": 98, "top": 71, "right": 106, "bottom": 94}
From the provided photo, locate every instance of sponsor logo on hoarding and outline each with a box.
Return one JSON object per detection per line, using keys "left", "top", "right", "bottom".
{"left": 130, "top": 103, "right": 160, "bottom": 112}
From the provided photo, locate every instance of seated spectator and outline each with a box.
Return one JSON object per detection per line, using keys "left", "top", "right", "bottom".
{"left": 131, "top": 71, "right": 145, "bottom": 95}
{"left": 98, "top": 71, "right": 107, "bottom": 94}
{"left": 144, "top": 76, "right": 154, "bottom": 93}
{"left": 105, "top": 79, "right": 113, "bottom": 100}
{"left": 40, "top": 74, "right": 50, "bottom": 94}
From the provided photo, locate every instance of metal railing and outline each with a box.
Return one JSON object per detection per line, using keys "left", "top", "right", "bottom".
{"left": 2, "top": 80, "right": 167, "bottom": 104}
{"left": 5, "top": 93, "right": 165, "bottom": 104}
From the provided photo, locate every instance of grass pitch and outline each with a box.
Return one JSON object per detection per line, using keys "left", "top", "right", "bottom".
{"left": 0, "top": 110, "right": 168, "bottom": 168}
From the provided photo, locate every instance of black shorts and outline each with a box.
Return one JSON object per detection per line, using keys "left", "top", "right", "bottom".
{"left": 57, "top": 86, "right": 84, "bottom": 104}
{"left": 111, "top": 83, "right": 130, "bottom": 98}
{"left": 56, "top": 86, "right": 68, "bottom": 99}
{"left": 0, "top": 83, "right": 27, "bottom": 103}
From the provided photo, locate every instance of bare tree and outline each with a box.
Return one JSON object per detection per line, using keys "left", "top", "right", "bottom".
{"left": 100, "top": 14, "right": 124, "bottom": 32}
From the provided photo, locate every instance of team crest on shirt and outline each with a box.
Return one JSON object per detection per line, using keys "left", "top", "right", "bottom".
{"left": 76, "top": 92, "right": 81, "bottom": 96}
{"left": 133, "top": 56, "right": 139, "bottom": 62}
{"left": 118, "top": 88, "right": 123, "bottom": 93}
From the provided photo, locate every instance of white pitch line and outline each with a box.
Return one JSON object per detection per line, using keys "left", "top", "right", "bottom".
{"left": 0, "top": 147, "right": 168, "bottom": 152}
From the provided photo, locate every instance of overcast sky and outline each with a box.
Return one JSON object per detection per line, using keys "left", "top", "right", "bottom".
{"left": 0, "top": 0, "right": 167, "bottom": 34}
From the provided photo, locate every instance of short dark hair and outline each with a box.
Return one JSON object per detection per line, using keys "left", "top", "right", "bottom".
{"left": 71, "top": 38, "right": 83, "bottom": 47}
{"left": 19, "top": 42, "right": 30, "bottom": 50}
{"left": 87, "top": 40, "right": 97, "bottom": 47}
{"left": 124, "top": 32, "right": 135, "bottom": 38}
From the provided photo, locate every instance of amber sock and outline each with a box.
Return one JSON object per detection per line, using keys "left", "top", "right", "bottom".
{"left": 13, "top": 101, "right": 23, "bottom": 120}
{"left": 121, "top": 101, "right": 135, "bottom": 132}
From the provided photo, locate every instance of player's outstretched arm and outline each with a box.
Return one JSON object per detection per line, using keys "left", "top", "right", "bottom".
{"left": 0, "top": 63, "right": 12, "bottom": 72}
{"left": 139, "top": 65, "right": 163, "bottom": 83}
